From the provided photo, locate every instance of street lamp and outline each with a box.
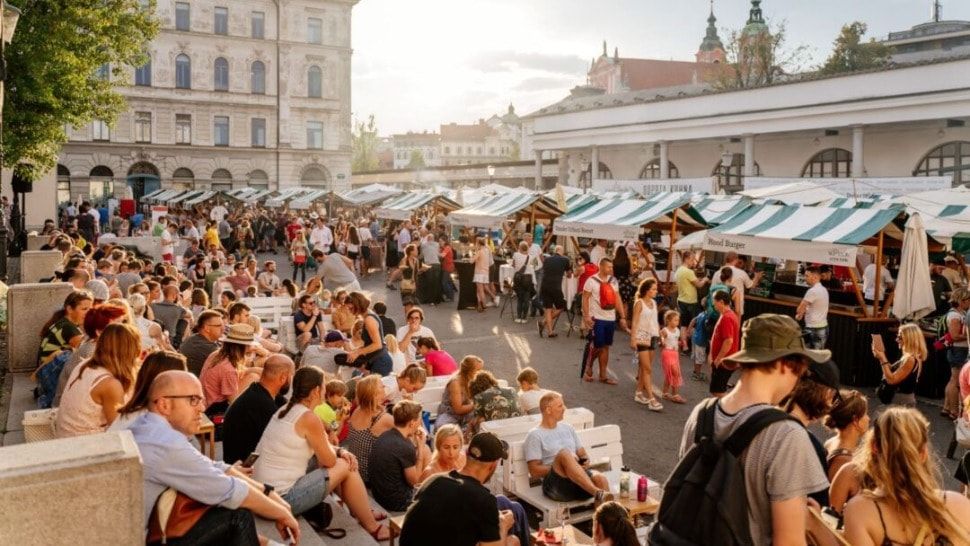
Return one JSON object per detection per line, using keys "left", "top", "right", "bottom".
{"left": 486, "top": 164, "right": 495, "bottom": 189}
{"left": 720, "top": 150, "right": 734, "bottom": 194}
{"left": 0, "top": 2, "right": 21, "bottom": 283}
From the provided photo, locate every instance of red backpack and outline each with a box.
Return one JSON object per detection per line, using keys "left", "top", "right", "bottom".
{"left": 593, "top": 276, "right": 617, "bottom": 310}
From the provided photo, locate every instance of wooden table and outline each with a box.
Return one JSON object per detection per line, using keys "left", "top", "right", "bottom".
{"left": 195, "top": 414, "right": 216, "bottom": 460}
{"left": 616, "top": 493, "right": 660, "bottom": 526}
{"left": 532, "top": 524, "right": 594, "bottom": 545}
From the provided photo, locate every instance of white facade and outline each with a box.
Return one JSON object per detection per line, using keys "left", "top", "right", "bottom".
{"left": 56, "top": 0, "right": 357, "bottom": 206}
{"left": 391, "top": 133, "right": 441, "bottom": 169}
{"left": 526, "top": 57, "right": 970, "bottom": 193}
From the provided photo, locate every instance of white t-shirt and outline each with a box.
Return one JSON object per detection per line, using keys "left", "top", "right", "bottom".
{"left": 728, "top": 265, "right": 755, "bottom": 316}
{"left": 358, "top": 228, "right": 373, "bottom": 244}
{"left": 862, "top": 263, "right": 894, "bottom": 300}
{"left": 382, "top": 376, "right": 404, "bottom": 405}
{"left": 397, "top": 228, "right": 412, "bottom": 253}
{"left": 528, "top": 243, "right": 543, "bottom": 271}
{"left": 210, "top": 205, "right": 228, "bottom": 222}
{"left": 517, "top": 388, "right": 549, "bottom": 415}
{"left": 396, "top": 324, "right": 435, "bottom": 362}
{"left": 160, "top": 229, "right": 175, "bottom": 255}
{"left": 802, "top": 282, "right": 829, "bottom": 328}
{"left": 589, "top": 245, "right": 608, "bottom": 267}
{"left": 584, "top": 274, "right": 619, "bottom": 321}
{"left": 310, "top": 226, "right": 333, "bottom": 251}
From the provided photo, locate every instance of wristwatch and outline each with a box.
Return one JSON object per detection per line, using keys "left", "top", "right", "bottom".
{"left": 263, "top": 483, "right": 274, "bottom": 496}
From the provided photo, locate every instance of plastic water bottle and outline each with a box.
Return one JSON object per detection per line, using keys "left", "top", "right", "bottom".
{"left": 619, "top": 466, "right": 631, "bottom": 499}
{"left": 637, "top": 475, "right": 648, "bottom": 502}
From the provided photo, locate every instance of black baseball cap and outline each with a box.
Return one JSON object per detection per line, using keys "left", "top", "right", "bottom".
{"left": 467, "top": 432, "right": 509, "bottom": 462}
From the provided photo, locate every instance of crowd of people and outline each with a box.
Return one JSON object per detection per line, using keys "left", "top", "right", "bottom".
{"left": 22, "top": 198, "right": 970, "bottom": 546}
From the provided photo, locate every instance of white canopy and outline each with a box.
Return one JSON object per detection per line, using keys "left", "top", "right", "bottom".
{"left": 449, "top": 193, "right": 562, "bottom": 229}
{"left": 554, "top": 192, "right": 701, "bottom": 241}
{"left": 892, "top": 213, "right": 936, "bottom": 321}
{"left": 738, "top": 182, "right": 842, "bottom": 205}
{"left": 374, "top": 193, "right": 461, "bottom": 221}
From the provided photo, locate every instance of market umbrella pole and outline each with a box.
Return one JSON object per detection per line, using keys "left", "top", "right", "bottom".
{"left": 874, "top": 231, "right": 884, "bottom": 316}
{"left": 847, "top": 267, "right": 870, "bottom": 318}
{"left": 665, "top": 211, "right": 679, "bottom": 286}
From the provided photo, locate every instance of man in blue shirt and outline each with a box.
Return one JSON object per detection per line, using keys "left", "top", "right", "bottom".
{"left": 125, "top": 370, "right": 299, "bottom": 546}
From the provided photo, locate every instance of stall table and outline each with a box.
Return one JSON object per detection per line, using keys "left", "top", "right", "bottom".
{"left": 455, "top": 258, "right": 506, "bottom": 310}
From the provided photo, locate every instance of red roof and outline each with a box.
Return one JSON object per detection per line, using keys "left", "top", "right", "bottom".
{"left": 590, "top": 57, "right": 726, "bottom": 92}
{"left": 440, "top": 122, "right": 495, "bottom": 141}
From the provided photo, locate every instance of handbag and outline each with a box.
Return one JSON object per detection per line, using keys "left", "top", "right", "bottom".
{"left": 512, "top": 257, "right": 532, "bottom": 291}
{"left": 957, "top": 416, "right": 970, "bottom": 449}
{"left": 146, "top": 488, "right": 211, "bottom": 543}
{"left": 400, "top": 260, "right": 417, "bottom": 293}
{"left": 875, "top": 378, "right": 897, "bottom": 405}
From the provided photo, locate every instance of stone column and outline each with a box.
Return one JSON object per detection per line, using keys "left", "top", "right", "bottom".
{"left": 659, "top": 141, "right": 670, "bottom": 179}
{"left": 590, "top": 146, "right": 599, "bottom": 190}
{"left": 534, "top": 150, "right": 543, "bottom": 190}
{"left": 852, "top": 125, "right": 865, "bottom": 177}
{"left": 743, "top": 134, "right": 755, "bottom": 177}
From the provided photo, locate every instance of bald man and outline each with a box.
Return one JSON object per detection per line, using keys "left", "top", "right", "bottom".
{"left": 125, "top": 371, "right": 299, "bottom": 546}
{"left": 222, "top": 355, "right": 295, "bottom": 465}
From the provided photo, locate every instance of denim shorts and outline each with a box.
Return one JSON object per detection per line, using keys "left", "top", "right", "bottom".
{"left": 803, "top": 326, "right": 828, "bottom": 350}
{"left": 281, "top": 468, "right": 330, "bottom": 517}
{"left": 542, "top": 468, "right": 593, "bottom": 502}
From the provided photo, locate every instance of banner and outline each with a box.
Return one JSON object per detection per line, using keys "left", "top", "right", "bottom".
{"left": 554, "top": 221, "right": 641, "bottom": 241}
{"left": 702, "top": 231, "right": 858, "bottom": 267}
{"left": 150, "top": 206, "right": 168, "bottom": 228}
{"left": 743, "top": 176, "right": 952, "bottom": 197}
{"left": 592, "top": 177, "right": 716, "bottom": 195}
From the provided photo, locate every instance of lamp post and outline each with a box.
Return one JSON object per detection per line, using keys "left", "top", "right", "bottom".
{"left": 486, "top": 164, "right": 495, "bottom": 189}
{"left": 0, "top": 2, "right": 22, "bottom": 283}
{"left": 720, "top": 150, "right": 734, "bottom": 194}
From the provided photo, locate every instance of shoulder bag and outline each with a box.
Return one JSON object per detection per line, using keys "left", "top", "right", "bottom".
{"left": 146, "top": 488, "right": 211, "bottom": 544}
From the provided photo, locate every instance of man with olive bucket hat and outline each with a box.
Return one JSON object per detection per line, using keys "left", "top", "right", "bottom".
{"left": 660, "top": 314, "right": 832, "bottom": 546}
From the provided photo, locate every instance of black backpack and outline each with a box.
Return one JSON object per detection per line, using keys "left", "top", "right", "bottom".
{"left": 648, "top": 398, "right": 797, "bottom": 546}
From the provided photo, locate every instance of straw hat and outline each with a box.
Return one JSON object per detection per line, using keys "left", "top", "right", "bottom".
{"left": 219, "top": 323, "right": 260, "bottom": 346}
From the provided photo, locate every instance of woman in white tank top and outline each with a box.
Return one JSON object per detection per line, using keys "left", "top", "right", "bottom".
{"left": 629, "top": 278, "right": 662, "bottom": 411}
{"left": 251, "top": 367, "right": 391, "bottom": 540}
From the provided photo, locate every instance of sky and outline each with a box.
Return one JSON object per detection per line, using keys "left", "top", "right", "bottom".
{"left": 351, "top": 0, "right": 970, "bottom": 136}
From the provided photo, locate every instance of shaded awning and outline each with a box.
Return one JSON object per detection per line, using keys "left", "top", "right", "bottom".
{"left": 738, "top": 182, "right": 841, "bottom": 205}
{"left": 375, "top": 193, "right": 462, "bottom": 221}
{"left": 141, "top": 188, "right": 166, "bottom": 202}
{"left": 242, "top": 189, "right": 274, "bottom": 203}
{"left": 553, "top": 192, "right": 701, "bottom": 241}
{"left": 449, "top": 193, "right": 562, "bottom": 229}
{"left": 168, "top": 190, "right": 204, "bottom": 205}
{"left": 290, "top": 189, "right": 331, "bottom": 210}
{"left": 688, "top": 195, "right": 753, "bottom": 226}
{"left": 336, "top": 188, "right": 403, "bottom": 207}
{"left": 148, "top": 189, "right": 180, "bottom": 203}
{"left": 265, "top": 187, "right": 315, "bottom": 208}
{"left": 184, "top": 191, "right": 219, "bottom": 206}
{"left": 704, "top": 204, "right": 904, "bottom": 266}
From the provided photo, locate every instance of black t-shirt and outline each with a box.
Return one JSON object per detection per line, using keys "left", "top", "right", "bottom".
{"left": 379, "top": 316, "right": 397, "bottom": 340}
{"left": 178, "top": 334, "right": 219, "bottom": 377}
{"left": 221, "top": 383, "right": 283, "bottom": 465}
{"left": 400, "top": 470, "right": 499, "bottom": 546}
{"left": 369, "top": 428, "right": 418, "bottom": 512}
{"left": 541, "top": 254, "right": 571, "bottom": 288}
{"left": 806, "top": 430, "right": 830, "bottom": 508}
{"left": 293, "top": 310, "right": 320, "bottom": 339}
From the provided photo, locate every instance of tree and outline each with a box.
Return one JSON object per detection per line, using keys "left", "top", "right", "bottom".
{"left": 406, "top": 150, "right": 426, "bottom": 169}
{"left": 351, "top": 114, "right": 380, "bottom": 173}
{"left": 707, "top": 21, "right": 808, "bottom": 90}
{"left": 2, "top": 0, "right": 158, "bottom": 178}
{"left": 819, "top": 22, "right": 890, "bottom": 75}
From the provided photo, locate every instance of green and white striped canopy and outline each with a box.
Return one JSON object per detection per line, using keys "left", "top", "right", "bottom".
{"left": 554, "top": 192, "right": 700, "bottom": 241}
{"left": 141, "top": 188, "right": 166, "bottom": 202}
{"left": 689, "top": 196, "right": 753, "bottom": 226}
{"left": 184, "top": 191, "right": 219, "bottom": 206}
{"left": 448, "top": 193, "right": 562, "bottom": 229}
{"left": 704, "top": 204, "right": 904, "bottom": 267}
{"left": 290, "top": 189, "right": 331, "bottom": 210}
{"left": 336, "top": 188, "right": 402, "bottom": 207}
{"left": 375, "top": 193, "right": 461, "bottom": 221}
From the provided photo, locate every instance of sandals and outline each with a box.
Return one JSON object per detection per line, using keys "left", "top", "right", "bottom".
{"left": 599, "top": 377, "right": 618, "bottom": 385}
{"left": 583, "top": 375, "right": 595, "bottom": 382}
{"left": 368, "top": 523, "right": 392, "bottom": 542}
{"left": 647, "top": 398, "right": 664, "bottom": 411}
{"left": 669, "top": 394, "right": 687, "bottom": 404}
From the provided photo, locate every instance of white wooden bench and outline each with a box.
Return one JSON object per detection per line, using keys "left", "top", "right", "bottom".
{"left": 507, "top": 424, "right": 624, "bottom": 527}
{"left": 241, "top": 297, "right": 294, "bottom": 332}
{"left": 412, "top": 379, "right": 509, "bottom": 420}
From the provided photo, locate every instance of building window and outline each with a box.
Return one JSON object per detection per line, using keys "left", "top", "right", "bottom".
{"left": 802, "top": 148, "right": 852, "bottom": 178}
{"left": 134, "top": 111, "right": 152, "bottom": 143}
{"left": 95, "top": 63, "right": 110, "bottom": 81}
{"left": 251, "top": 11, "right": 265, "bottom": 39}
{"left": 307, "top": 18, "right": 322, "bottom": 44}
{"left": 175, "top": 2, "right": 190, "bottom": 31}
{"left": 92, "top": 119, "right": 110, "bottom": 141}
{"left": 914, "top": 141, "right": 970, "bottom": 186}
{"left": 134, "top": 59, "right": 152, "bottom": 86}
{"left": 638, "top": 158, "right": 680, "bottom": 179}
{"left": 214, "top": 57, "right": 229, "bottom": 91}
{"left": 579, "top": 162, "right": 613, "bottom": 185}
{"left": 307, "top": 65, "right": 322, "bottom": 98}
{"left": 214, "top": 116, "right": 230, "bottom": 146}
{"left": 251, "top": 118, "right": 266, "bottom": 147}
{"left": 251, "top": 61, "right": 265, "bottom": 94}
{"left": 214, "top": 7, "right": 228, "bottom": 35}
{"left": 175, "top": 54, "right": 191, "bottom": 88}
{"left": 175, "top": 114, "right": 191, "bottom": 144}
{"left": 306, "top": 121, "right": 323, "bottom": 149}
{"left": 57, "top": 165, "right": 71, "bottom": 204}
{"left": 444, "top": 146, "right": 450, "bottom": 154}
{"left": 712, "top": 153, "right": 760, "bottom": 190}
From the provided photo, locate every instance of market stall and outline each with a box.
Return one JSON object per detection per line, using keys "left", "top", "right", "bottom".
{"left": 449, "top": 193, "right": 563, "bottom": 310}
{"left": 701, "top": 203, "right": 923, "bottom": 387}
{"left": 183, "top": 190, "right": 220, "bottom": 207}
{"left": 290, "top": 189, "right": 330, "bottom": 210}
{"left": 141, "top": 188, "right": 166, "bottom": 203}
{"left": 167, "top": 190, "right": 205, "bottom": 206}
{"left": 374, "top": 192, "right": 461, "bottom": 221}
{"left": 265, "top": 187, "right": 314, "bottom": 208}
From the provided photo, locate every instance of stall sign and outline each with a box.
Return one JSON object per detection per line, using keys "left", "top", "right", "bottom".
{"left": 592, "top": 177, "right": 715, "bottom": 195}
{"left": 743, "top": 176, "right": 952, "bottom": 197}
{"left": 703, "top": 231, "right": 858, "bottom": 267}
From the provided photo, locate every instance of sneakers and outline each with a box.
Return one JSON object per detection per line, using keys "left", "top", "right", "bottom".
{"left": 594, "top": 490, "right": 615, "bottom": 508}
{"left": 493, "top": 295, "right": 501, "bottom": 306}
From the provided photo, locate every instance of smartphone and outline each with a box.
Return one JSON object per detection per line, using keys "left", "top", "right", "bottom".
{"left": 285, "top": 527, "right": 296, "bottom": 545}
{"left": 242, "top": 453, "right": 259, "bottom": 468}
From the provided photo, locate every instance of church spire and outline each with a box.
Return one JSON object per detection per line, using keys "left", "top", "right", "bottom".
{"left": 696, "top": 0, "right": 726, "bottom": 63}
{"left": 743, "top": 0, "right": 769, "bottom": 36}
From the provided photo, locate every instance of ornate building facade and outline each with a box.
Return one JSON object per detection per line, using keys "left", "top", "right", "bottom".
{"left": 56, "top": 0, "right": 357, "bottom": 203}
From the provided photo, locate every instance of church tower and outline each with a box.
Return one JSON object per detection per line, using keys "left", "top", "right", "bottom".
{"left": 696, "top": 0, "right": 726, "bottom": 63}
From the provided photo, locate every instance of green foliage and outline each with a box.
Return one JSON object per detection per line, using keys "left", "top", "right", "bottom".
{"left": 407, "top": 149, "right": 426, "bottom": 169}
{"left": 708, "top": 21, "right": 808, "bottom": 90}
{"left": 351, "top": 114, "right": 380, "bottom": 173}
{"left": 2, "top": 0, "right": 159, "bottom": 177}
{"left": 819, "top": 22, "right": 890, "bottom": 75}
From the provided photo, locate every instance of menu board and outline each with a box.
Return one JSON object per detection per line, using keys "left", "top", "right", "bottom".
{"left": 749, "top": 262, "right": 777, "bottom": 298}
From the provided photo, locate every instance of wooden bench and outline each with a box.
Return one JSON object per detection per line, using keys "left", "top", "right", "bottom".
{"left": 412, "top": 379, "right": 509, "bottom": 420}
{"left": 507, "top": 424, "right": 626, "bottom": 528}
{"left": 241, "top": 297, "right": 295, "bottom": 332}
